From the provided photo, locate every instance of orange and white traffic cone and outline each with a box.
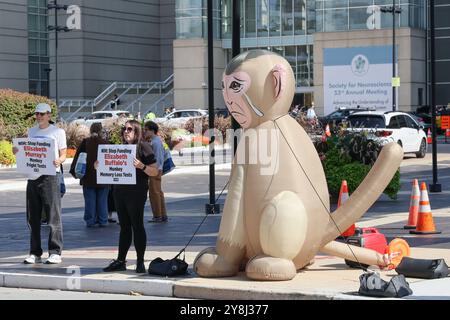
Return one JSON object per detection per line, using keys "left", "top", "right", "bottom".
{"left": 446, "top": 128, "right": 450, "bottom": 138}
{"left": 338, "top": 180, "right": 355, "bottom": 237}
{"left": 404, "top": 179, "right": 420, "bottom": 229}
{"left": 427, "top": 128, "right": 432, "bottom": 144}
{"left": 410, "top": 182, "right": 441, "bottom": 235}
{"left": 325, "top": 124, "right": 331, "bottom": 137}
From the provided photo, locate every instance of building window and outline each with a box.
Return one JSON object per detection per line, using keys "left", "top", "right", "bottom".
{"left": 28, "top": 0, "right": 49, "bottom": 97}
{"left": 225, "top": 44, "right": 313, "bottom": 88}
{"left": 245, "top": 0, "right": 257, "bottom": 37}
{"left": 316, "top": 0, "right": 425, "bottom": 32}
{"left": 176, "top": 0, "right": 221, "bottom": 39}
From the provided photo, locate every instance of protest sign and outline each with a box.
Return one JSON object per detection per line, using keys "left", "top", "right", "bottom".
{"left": 13, "top": 138, "right": 56, "bottom": 175}
{"left": 97, "top": 145, "right": 136, "bottom": 184}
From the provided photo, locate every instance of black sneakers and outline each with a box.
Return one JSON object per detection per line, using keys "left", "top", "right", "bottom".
{"left": 103, "top": 259, "right": 126, "bottom": 272}
{"left": 136, "top": 261, "right": 146, "bottom": 273}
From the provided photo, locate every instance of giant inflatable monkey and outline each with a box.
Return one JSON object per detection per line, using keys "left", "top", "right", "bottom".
{"left": 194, "top": 50, "right": 404, "bottom": 281}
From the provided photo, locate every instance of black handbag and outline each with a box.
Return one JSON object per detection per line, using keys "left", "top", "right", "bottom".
{"left": 395, "top": 257, "right": 449, "bottom": 279}
{"left": 358, "top": 272, "right": 413, "bottom": 298}
{"left": 148, "top": 250, "right": 188, "bottom": 277}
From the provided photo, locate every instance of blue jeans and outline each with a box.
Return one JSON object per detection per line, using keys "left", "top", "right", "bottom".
{"left": 83, "top": 187, "right": 109, "bottom": 226}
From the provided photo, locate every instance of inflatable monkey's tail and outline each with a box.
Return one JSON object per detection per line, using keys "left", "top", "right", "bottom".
{"left": 320, "top": 142, "right": 403, "bottom": 247}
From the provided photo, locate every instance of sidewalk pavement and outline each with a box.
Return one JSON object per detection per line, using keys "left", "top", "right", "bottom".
{"left": 1, "top": 148, "right": 450, "bottom": 299}
{"left": 1, "top": 242, "right": 450, "bottom": 300}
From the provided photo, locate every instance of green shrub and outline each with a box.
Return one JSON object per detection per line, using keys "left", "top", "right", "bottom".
{"left": 0, "top": 118, "right": 7, "bottom": 141}
{"left": 320, "top": 132, "right": 400, "bottom": 200}
{"left": 0, "top": 140, "right": 16, "bottom": 165}
{"left": 0, "top": 89, "right": 57, "bottom": 141}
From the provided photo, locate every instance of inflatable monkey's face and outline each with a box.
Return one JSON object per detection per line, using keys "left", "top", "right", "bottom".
{"left": 222, "top": 71, "right": 254, "bottom": 129}
{"left": 222, "top": 50, "right": 295, "bottom": 128}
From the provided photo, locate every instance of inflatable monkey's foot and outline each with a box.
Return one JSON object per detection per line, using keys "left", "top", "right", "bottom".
{"left": 193, "top": 247, "right": 240, "bottom": 278}
{"left": 245, "top": 255, "right": 296, "bottom": 281}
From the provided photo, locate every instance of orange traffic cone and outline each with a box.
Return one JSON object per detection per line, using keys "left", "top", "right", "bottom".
{"left": 325, "top": 124, "right": 331, "bottom": 137}
{"left": 446, "top": 128, "right": 450, "bottom": 138}
{"left": 410, "top": 182, "right": 441, "bottom": 235}
{"left": 427, "top": 128, "right": 432, "bottom": 144}
{"left": 404, "top": 179, "right": 420, "bottom": 229}
{"left": 338, "top": 180, "right": 355, "bottom": 237}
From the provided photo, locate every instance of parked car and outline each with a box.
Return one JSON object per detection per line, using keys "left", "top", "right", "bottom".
{"left": 346, "top": 111, "right": 427, "bottom": 158}
{"left": 152, "top": 108, "right": 208, "bottom": 127}
{"left": 405, "top": 111, "right": 431, "bottom": 133}
{"left": 318, "top": 107, "right": 370, "bottom": 129}
{"left": 215, "top": 108, "right": 230, "bottom": 118}
{"left": 71, "top": 110, "right": 132, "bottom": 127}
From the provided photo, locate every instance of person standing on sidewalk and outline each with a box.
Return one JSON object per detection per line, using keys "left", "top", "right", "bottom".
{"left": 70, "top": 123, "right": 109, "bottom": 228}
{"left": 13, "top": 103, "right": 67, "bottom": 265}
{"left": 144, "top": 121, "right": 168, "bottom": 223}
{"left": 102, "top": 120, "right": 158, "bottom": 273}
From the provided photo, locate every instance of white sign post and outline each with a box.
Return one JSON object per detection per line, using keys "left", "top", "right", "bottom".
{"left": 13, "top": 138, "right": 56, "bottom": 175}
{"left": 97, "top": 145, "right": 136, "bottom": 185}
{"left": 323, "top": 46, "right": 396, "bottom": 116}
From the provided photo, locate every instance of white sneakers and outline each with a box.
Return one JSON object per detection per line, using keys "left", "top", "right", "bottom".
{"left": 45, "top": 254, "right": 62, "bottom": 264}
{"left": 23, "top": 254, "right": 42, "bottom": 264}
{"left": 23, "top": 254, "right": 62, "bottom": 264}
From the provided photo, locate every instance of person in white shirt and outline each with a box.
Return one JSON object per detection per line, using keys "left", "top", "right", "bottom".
{"left": 13, "top": 103, "right": 67, "bottom": 265}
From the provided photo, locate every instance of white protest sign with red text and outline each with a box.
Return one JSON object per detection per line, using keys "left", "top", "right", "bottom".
{"left": 13, "top": 138, "right": 56, "bottom": 175}
{"left": 97, "top": 144, "right": 136, "bottom": 185}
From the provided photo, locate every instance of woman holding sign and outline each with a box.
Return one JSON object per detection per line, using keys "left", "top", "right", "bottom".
{"left": 102, "top": 120, "right": 158, "bottom": 273}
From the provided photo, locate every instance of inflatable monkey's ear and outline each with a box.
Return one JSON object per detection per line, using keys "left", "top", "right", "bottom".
{"left": 272, "top": 64, "right": 286, "bottom": 101}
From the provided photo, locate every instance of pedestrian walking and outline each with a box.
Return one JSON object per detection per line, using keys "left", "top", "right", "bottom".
{"left": 13, "top": 103, "right": 67, "bottom": 265}
{"left": 143, "top": 121, "right": 168, "bottom": 223}
{"left": 101, "top": 120, "right": 159, "bottom": 273}
{"left": 70, "top": 123, "right": 109, "bottom": 227}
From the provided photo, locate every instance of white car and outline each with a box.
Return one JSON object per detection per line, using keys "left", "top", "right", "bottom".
{"left": 151, "top": 109, "right": 208, "bottom": 127}
{"left": 346, "top": 111, "right": 427, "bottom": 158}
{"left": 71, "top": 110, "right": 132, "bottom": 127}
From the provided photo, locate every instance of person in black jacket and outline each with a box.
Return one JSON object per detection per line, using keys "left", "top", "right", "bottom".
{"left": 101, "top": 120, "right": 158, "bottom": 273}
{"left": 70, "top": 123, "right": 109, "bottom": 227}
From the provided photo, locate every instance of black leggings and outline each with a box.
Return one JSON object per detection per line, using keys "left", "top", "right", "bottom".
{"left": 113, "top": 187, "right": 148, "bottom": 262}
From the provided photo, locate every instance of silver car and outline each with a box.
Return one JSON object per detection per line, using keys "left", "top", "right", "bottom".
{"left": 71, "top": 110, "right": 132, "bottom": 127}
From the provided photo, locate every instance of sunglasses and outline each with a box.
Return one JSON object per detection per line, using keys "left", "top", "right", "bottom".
{"left": 123, "top": 127, "right": 134, "bottom": 133}
{"left": 35, "top": 112, "right": 48, "bottom": 116}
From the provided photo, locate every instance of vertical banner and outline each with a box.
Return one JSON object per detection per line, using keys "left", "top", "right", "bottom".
{"left": 13, "top": 138, "right": 56, "bottom": 175}
{"left": 323, "top": 45, "right": 396, "bottom": 116}
{"left": 97, "top": 145, "right": 136, "bottom": 185}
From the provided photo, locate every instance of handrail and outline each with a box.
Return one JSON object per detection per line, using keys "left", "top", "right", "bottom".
{"left": 97, "top": 84, "right": 136, "bottom": 112}
{"left": 124, "top": 84, "right": 159, "bottom": 111}
{"left": 162, "top": 74, "right": 174, "bottom": 88}
{"left": 59, "top": 74, "right": 174, "bottom": 121}
{"left": 143, "top": 88, "right": 174, "bottom": 116}
{"left": 94, "top": 82, "right": 117, "bottom": 106}
{"left": 64, "top": 100, "right": 95, "bottom": 122}
{"left": 123, "top": 74, "right": 174, "bottom": 112}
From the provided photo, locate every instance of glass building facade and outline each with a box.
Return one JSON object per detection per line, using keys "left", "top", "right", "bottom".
{"left": 175, "top": 0, "right": 221, "bottom": 39}
{"left": 175, "top": 0, "right": 425, "bottom": 105}
{"left": 28, "top": 0, "right": 50, "bottom": 97}
{"left": 315, "top": 0, "right": 425, "bottom": 32}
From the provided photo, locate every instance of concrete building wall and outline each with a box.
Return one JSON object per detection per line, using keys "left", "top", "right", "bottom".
{"left": 49, "top": 0, "right": 168, "bottom": 100}
{"left": 160, "top": 0, "right": 175, "bottom": 80}
{"left": 173, "top": 39, "right": 226, "bottom": 110}
{"left": 313, "top": 28, "right": 426, "bottom": 116}
{"left": 0, "top": 0, "right": 28, "bottom": 92}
